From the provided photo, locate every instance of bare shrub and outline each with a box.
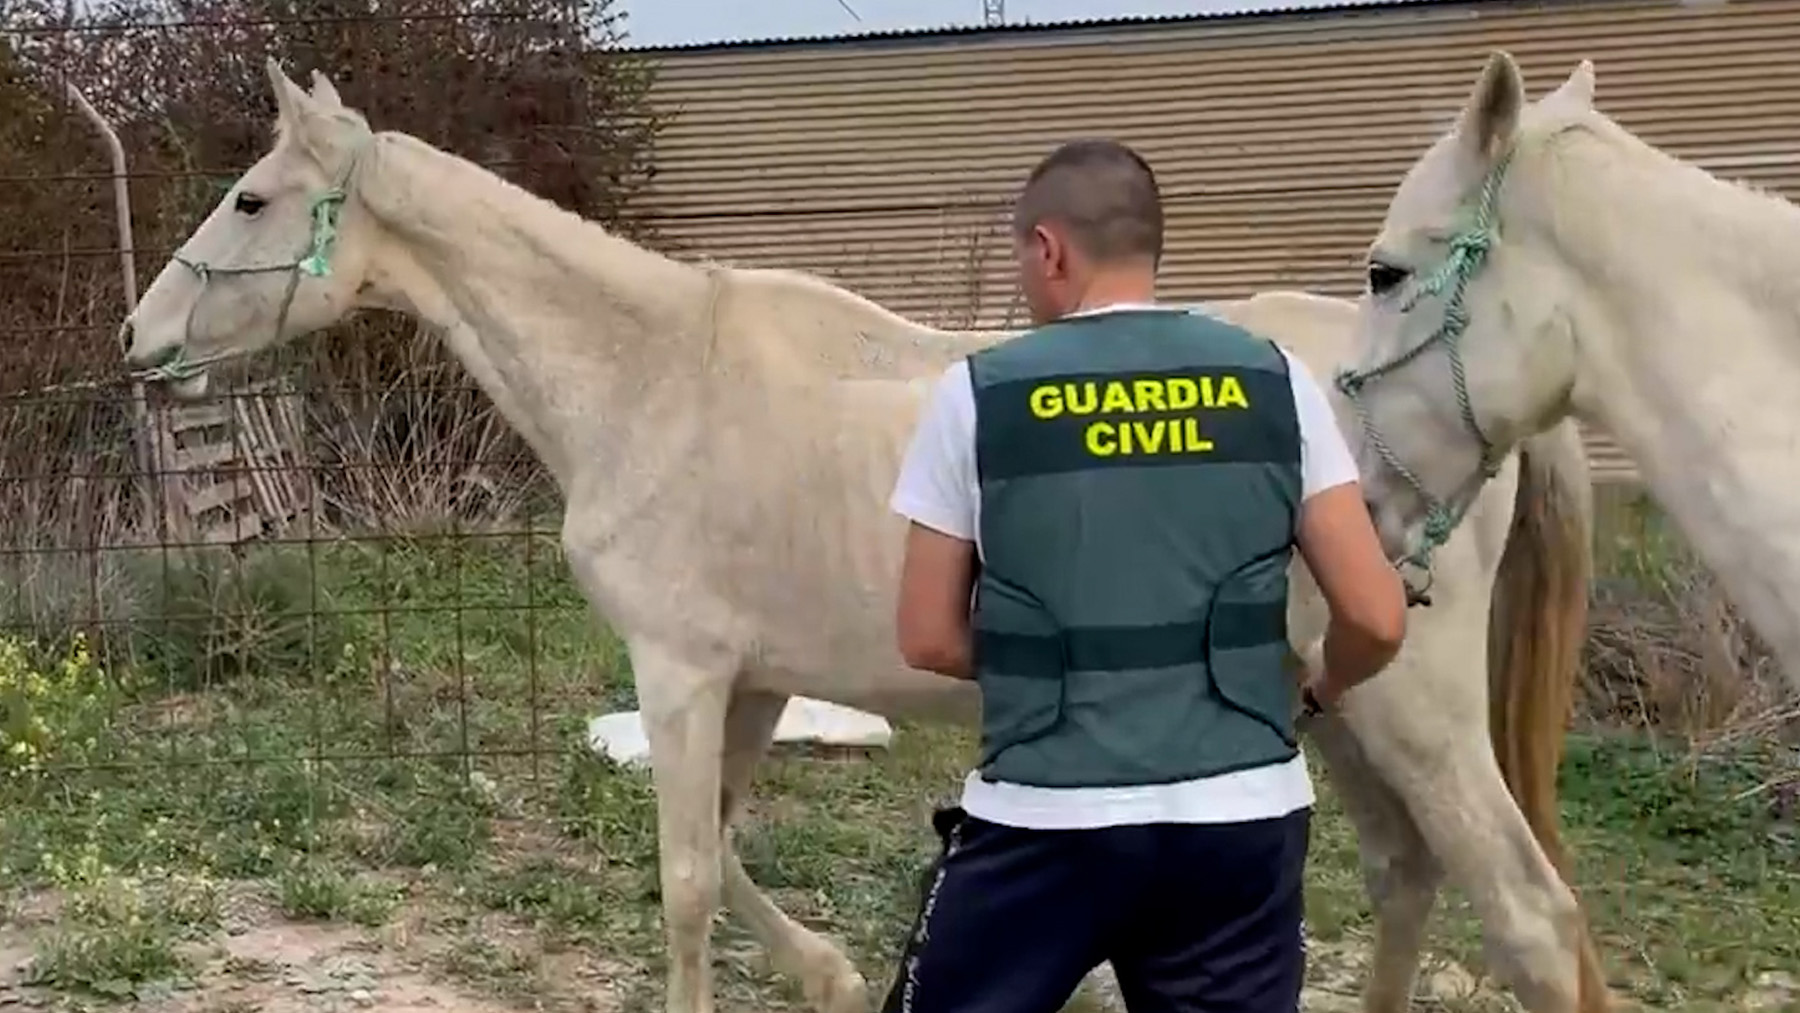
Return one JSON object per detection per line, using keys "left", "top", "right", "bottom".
{"left": 297, "top": 322, "right": 555, "bottom": 536}
{"left": 0, "top": 0, "right": 661, "bottom": 632}
{"left": 1583, "top": 487, "right": 1797, "bottom": 748}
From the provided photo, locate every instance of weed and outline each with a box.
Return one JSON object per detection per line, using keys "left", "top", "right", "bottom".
{"left": 0, "top": 631, "right": 117, "bottom": 774}
{"left": 25, "top": 852, "right": 223, "bottom": 997}
{"left": 126, "top": 545, "right": 352, "bottom": 693}
{"left": 433, "top": 935, "right": 544, "bottom": 999}
{"left": 275, "top": 858, "right": 401, "bottom": 926}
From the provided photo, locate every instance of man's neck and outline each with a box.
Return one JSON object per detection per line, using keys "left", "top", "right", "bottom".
{"left": 1070, "top": 270, "right": 1156, "bottom": 315}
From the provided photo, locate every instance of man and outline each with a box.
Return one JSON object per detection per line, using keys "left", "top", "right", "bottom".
{"left": 882, "top": 138, "right": 1408, "bottom": 1013}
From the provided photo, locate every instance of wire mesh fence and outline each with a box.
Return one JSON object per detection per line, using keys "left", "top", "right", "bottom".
{"left": 1, "top": 0, "right": 669, "bottom": 940}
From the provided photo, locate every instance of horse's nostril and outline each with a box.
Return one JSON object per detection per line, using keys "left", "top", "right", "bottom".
{"left": 117, "top": 320, "right": 134, "bottom": 356}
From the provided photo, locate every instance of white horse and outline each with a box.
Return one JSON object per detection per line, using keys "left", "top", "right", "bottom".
{"left": 117, "top": 60, "right": 1605, "bottom": 1013}
{"left": 1341, "top": 50, "right": 1800, "bottom": 689}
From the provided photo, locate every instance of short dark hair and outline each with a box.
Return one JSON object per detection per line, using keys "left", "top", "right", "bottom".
{"left": 1013, "top": 139, "right": 1164, "bottom": 265}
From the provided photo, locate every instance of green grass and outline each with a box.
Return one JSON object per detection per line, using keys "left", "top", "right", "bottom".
{"left": 0, "top": 534, "right": 1795, "bottom": 1012}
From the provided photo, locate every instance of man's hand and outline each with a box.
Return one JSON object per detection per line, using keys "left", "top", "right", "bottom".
{"left": 896, "top": 522, "right": 979, "bottom": 679}
{"left": 1290, "top": 638, "right": 1335, "bottom": 728}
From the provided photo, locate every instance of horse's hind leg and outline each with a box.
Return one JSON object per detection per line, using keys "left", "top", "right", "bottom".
{"left": 1309, "top": 712, "right": 1445, "bottom": 1013}
{"left": 717, "top": 689, "right": 871, "bottom": 1013}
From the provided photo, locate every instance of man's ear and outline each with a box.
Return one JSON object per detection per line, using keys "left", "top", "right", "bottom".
{"left": 1036, "top": 224, "right": 1070, "bottom": 277}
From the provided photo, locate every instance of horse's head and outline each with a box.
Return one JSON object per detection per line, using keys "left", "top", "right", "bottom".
{"left": 1337, "top": 51, "right": 1600, "bottom": 567}
{"left": 120, "top": 59, "right": 376, "bottom": 399}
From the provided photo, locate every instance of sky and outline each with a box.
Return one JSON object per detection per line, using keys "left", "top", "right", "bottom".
{"left": 616, "top": 0, "right": 1374, "bottom": 48}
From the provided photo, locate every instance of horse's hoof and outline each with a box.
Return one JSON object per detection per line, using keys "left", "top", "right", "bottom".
{"left": 808, "top": 968, "right": 870, "bottom": 1013}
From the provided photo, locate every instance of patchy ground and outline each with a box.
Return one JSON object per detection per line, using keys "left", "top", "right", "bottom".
{"left": 0, "top": 884, "right": 1505, "bottom": 1013}
{"left": 0, "top": 894, "right": 621, "bottom": 1013}
{"left": 2, "top": 537, "right": 1796, "bottom": 1013}
{"left": 1, "top": 738, "right": 1796, "bottom": 1013}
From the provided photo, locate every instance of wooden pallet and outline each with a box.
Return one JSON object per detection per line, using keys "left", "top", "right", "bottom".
{"left": 157, "top": 377, "right": 311, "bottom": 546}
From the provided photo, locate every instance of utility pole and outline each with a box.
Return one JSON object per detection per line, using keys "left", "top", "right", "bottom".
{"left": 984, "top": 0, "right": 1004, "bottom": 26}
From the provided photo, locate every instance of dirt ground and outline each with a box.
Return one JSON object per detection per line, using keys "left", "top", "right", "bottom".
{"left": 0, "top": 892, "right": 629, "bottom": 1013}
{"left": 0, "top": 894, "right": 1517, "bottom": 1013}
{"left": 4, "top": 863, "right": 1794, "bottom": 1013}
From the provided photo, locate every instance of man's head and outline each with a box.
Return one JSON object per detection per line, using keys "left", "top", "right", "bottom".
{"left": 1012, "top": 139, "right": 1164, "bottom": 326}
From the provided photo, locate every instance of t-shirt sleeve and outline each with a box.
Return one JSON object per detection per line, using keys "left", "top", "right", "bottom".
{"left": 1281, "top": 348, "right": 1362, "bottom": 501}
{"left": 889, "top": 359, "right": 979, "bottom": 542}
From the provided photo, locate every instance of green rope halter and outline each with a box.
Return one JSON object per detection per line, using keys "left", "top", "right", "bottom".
{"left": 138, "top": 141, "right": 365, "bottom": 385}
{"left": 1333, "top": 147, "right": 1516, "bottom": 595}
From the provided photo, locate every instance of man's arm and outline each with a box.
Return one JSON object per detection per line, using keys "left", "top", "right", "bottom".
{"left": 888, "top": 362, "right": 981, "bottom": 679}
{"left": 896, "top": 524, "right": 978, "bottom": 678}
{"left": 1295, "top": 485, "right": 1407, "bottom": 705}
{"left": 1285, "top": 352, "right": 1408, "bottom": 707}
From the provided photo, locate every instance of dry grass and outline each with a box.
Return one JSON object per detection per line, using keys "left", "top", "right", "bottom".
{"left": 296, "top": 326, "right": 555, "bottom": 536}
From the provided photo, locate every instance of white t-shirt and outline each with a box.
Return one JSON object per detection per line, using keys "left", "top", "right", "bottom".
{"left": 888, "top": 303, "right": 1361, "bottom": 831}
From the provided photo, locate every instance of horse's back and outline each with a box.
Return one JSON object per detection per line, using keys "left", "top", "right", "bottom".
{"left": 1197, "top": 290, "right": 1359, "bottom": 376}
{"left": 723, "top": 265, "right": 1005, "bottom": 383}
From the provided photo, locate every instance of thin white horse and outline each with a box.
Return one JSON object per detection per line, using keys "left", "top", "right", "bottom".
{"left": 1340, "top": 50, "right": 1800, "bottom": 689}
{"left": 116, "top": 61, "right": 1605, "bottom": 1013}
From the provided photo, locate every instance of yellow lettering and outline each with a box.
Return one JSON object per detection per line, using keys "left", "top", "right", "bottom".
{"left": 1045, "top": 374, "right": 1232, "bottom": 457}
{"left": 1131, "top": 420, "right": 1166, "bottom": 453}
{"left": 1166, "top": 378, "right": 1199, "bottom": 410}
{"left": 1132, "top": 379, "right": 1167, "bottom": 412}
{"left": 1182, "top": 417, "right": 1214, "bottom": 452}
{"left": 1085, "top": 421, "right": 1117, "bottom": 456}
{"left": 1216, "top": 375, "right": 1249, "bottom": 409}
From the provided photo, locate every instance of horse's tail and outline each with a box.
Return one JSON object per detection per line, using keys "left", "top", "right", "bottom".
{"left": 1487, "top": 419, "right": 1609, "bottom": 1013}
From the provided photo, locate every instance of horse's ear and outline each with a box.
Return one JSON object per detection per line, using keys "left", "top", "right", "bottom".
{"left": 265, "top": 56, "right": 357, "bottom": 168}
{"left": 1545, "top": 59, "right": 1596, "bottom": 109}
{"left": 265, "top": 57, "right": 311, "bottom": 129}
{"left": 308, "top": 69, "right": 344, "bottom": 110}
{"left": 1455, "top": 50, "right": 1525, "bottom": 163}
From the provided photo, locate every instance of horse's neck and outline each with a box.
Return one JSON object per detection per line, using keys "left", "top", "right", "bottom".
{"left": 359, "top": 133, "right": 716, "bottom": 491}
{"left": 1563, "top": 134, "right": 1800, "bottom": 673}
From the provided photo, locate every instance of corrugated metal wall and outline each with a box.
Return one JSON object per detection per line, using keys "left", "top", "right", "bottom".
{"left": 637, "top": 0, "right": 1800, "bottom": 484}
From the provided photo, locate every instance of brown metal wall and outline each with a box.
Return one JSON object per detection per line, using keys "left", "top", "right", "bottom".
{"left": 637, "top": 0, "right": 1800, "bottom": 484}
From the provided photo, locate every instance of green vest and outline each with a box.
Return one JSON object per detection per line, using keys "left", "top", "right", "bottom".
{"left": 967, "top": 308, "right": 1303, "bottom": 789}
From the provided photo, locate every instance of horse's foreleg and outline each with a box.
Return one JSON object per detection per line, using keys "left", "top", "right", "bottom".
{"left": 631, "top": 638, "right": 734, "bottom": 1013}
{"left": 1403, "top": 756, "right": 1584, "bottom": 1013}
{"left": 1310, "top": 711, "right": 1444, "bottom": 1013}
{"left": 1341, "top": 651, "right": 1584, "bottom": 1013}
{"left": 717, "top": 689, "right": 871, "bottom": 1013}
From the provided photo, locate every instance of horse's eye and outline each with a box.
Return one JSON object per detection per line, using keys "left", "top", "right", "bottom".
{"left": 1367, "top": 261, "right": 1410, "bottom": 297}
{"left": 234, "top": 192, "right": 268, "bottom": 217}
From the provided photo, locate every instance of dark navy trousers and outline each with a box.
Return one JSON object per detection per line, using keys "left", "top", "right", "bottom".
{"left": 880, "top": 805, "right": 1310, "bottom": 1013}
